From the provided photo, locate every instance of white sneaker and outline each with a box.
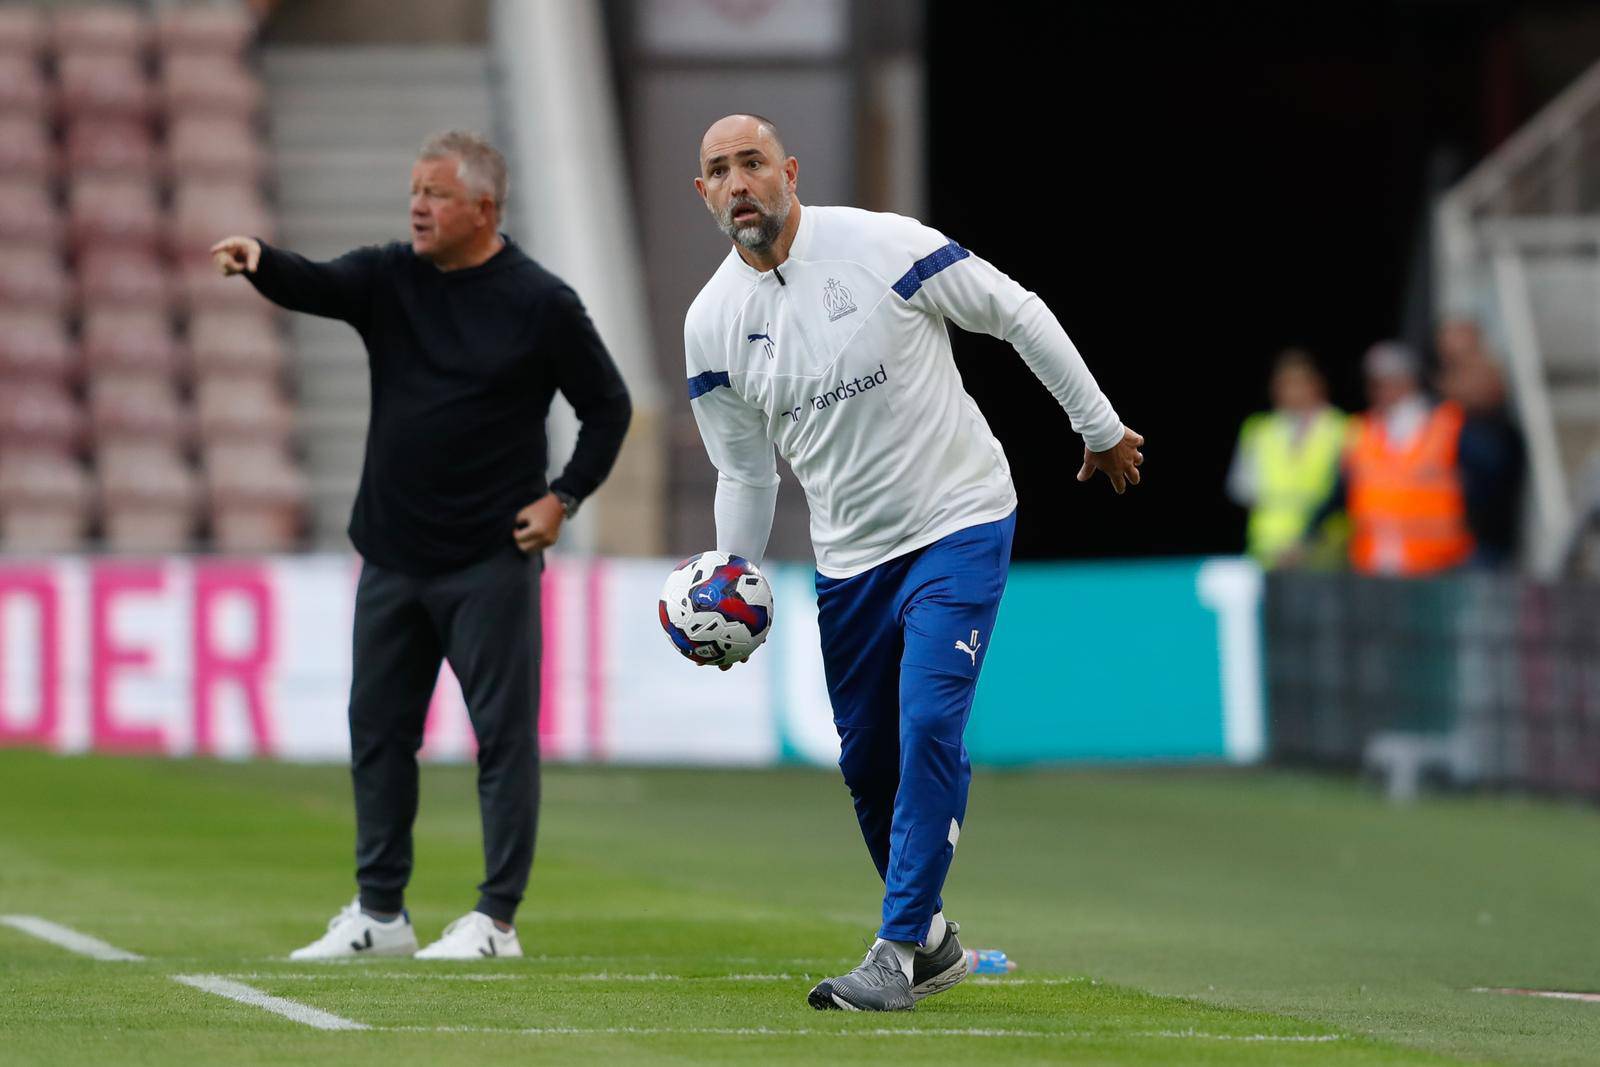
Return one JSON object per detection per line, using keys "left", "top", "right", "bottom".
{"left": 288, "top": 898, "right": 418, "bottom": 960}
{"left": 414, "top": 911, "right": 522, "bottom": 959}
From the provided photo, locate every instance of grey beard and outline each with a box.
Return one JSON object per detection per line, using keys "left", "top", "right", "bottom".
{"left": 717, "top": 191, "right": 789, "bottom": 251}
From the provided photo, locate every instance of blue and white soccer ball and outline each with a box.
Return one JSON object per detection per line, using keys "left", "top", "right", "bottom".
{"left": 657, "top": 551, "right": 774, "bottom": 668}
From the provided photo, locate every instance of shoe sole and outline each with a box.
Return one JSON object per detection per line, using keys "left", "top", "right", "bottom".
{"left": 910, "top": 950, "right": 970, "bottom": 1001}
{"left": 807, "top": 979, "right": 912, "bottom": 1012}
{"left": 288, "top": 942, "right": 418, "bottom": 961}
{"left": 807, "top": 980, "right": 845, "bottom": 1010}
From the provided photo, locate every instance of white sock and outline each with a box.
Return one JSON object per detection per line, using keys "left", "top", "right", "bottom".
{"left": 922, "top": 911, "right": 947, "bottom": 953}
{"left": 874, "top": 937, "right": 915, "bottom": 982}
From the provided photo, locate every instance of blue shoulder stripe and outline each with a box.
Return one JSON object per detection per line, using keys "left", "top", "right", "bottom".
{"left": 891, "top": 239, "right": 971, "bottom": 300}
{"left": 687, "top": 369, "right": 731, "bottom": 400}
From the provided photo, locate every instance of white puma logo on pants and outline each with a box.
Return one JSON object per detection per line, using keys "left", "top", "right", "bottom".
{"left": 954, "top": 629, "right": 981, "bottom": 666}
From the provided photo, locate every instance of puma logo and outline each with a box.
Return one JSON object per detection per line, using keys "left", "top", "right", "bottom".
{"left": 954, "top": 630, "right": 981, "bottom": 666}
{"left": 350, "top": 929, "right": 373, "bottom": 952}
{"left": 746, "top": 324, "right": 775, "bottom": 359}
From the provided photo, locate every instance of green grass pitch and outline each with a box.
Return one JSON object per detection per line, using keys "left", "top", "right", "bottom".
{"left": 2, "top": 750, "right": 1598, "bottom": 1065}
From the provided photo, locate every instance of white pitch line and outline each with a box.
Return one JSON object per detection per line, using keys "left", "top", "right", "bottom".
{"left": 221, "top": 972, "right": 522, "bottom": 982}
{"left": 173, "top": 975, "right": 369, "bottom": 1031}
{"left": 218, "top": 971, "right": 805, "bottom": 983}
{"left": 1138, "top": 1030, "right": 1343, "bottom": 1043}
{"left": 382, "top": 1024, "right": 1342, "bottom": 1041}
{"left": 0, "top": 915, "right": 143, "bottom": 961}
{"left": 970, "top": 976, "right": 1094, "bottom": 986}
{"left": 1475, "top": 987, "right": 1600, "bottom": 1004}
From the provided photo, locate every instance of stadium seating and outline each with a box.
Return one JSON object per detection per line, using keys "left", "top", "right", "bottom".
{"left": 166, "top": 116, "right": 264, "bottom": 179}
{"left": 0, "top": 116, "right": 55, "bottom": 176}
{"left": 0, "top": 310, "right": 77, "bottom": 383}
{"left": 0, "top": 2, "right": 305, "bottom": 554}
{"left": 67, "top": 176, "right": 162, "bottom": 250}
{"left": 96, "top": 442, "right": 199, "bottom": 551}
{"left": 81, "top": 307, "right": 182, "bottom": 380}
{"left": 50, "top": 5, "right": 151, "bottom": 54}
{"left": 160, "top": 54, "right": 263, "bottom": 118}
{"left": 202, "top": 442, "right": 307, "bottom": 552}
{"left": 154, "top": 4, "right": 254, "bottom": 56}
{"left": 188, "top": 311, "right": 285, "bottom": 380}
{"left": 0, "top": 6, "right": 45, "bottom": 54}
{"left": 0, "top": 448, "right": 92, "bottom": 550}
{"left": 57, "top": 51, "right": 154, "bottom": 118}
{"left": 0, "top": 179, "right": 62, "bottom": 247}
{"left": 0, "top": 382, "right": 83, "bottom": 453}
{"left": 0, "top": 247, "right": 72, "bottom": 310}
{"left": 64, "top": 117, "right": 159, "bottom": 175}
{"left": 0, "top": 51, "right": 47, "bottom": 112}
{"left": 77, "top": 247, "right": 174, "bottom": 309}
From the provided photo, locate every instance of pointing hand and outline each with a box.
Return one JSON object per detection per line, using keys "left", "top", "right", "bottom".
{"left": 210, "top": 235, "right": 262, "bottom": 276}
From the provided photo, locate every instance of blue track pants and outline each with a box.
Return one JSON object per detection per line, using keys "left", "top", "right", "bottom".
{"left": 814, "top": 511, "right": 1015, "bottom": 945}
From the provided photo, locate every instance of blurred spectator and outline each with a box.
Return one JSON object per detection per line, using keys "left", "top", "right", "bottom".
{"left": 1227, "top": 348, "right": 1347, "bottom": 567}
{"left": 1302, "top": 341, "right": 1475, "bottom": 576}
{"left": 1436, "top": 319, "right": 1523, "bottom": 567}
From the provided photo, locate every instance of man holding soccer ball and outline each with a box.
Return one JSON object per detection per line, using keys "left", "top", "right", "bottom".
{"left": 684, "top": 115, "right": 1142, "bottom": 1011}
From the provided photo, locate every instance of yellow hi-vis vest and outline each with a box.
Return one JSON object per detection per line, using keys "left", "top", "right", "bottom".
{"left": 1236, "top": 407, "right": 1348, "bottom": 564}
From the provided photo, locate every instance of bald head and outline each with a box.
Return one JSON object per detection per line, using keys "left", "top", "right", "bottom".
{"left": 699, "top": 113, "right": 786, "bottom": 171}
{"left": 694, "top": 113, "right": 799, "bottom": 260}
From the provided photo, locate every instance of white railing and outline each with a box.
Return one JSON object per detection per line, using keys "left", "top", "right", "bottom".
{"left": 1434, "top": 59, "right": 1600, "bottom": 576}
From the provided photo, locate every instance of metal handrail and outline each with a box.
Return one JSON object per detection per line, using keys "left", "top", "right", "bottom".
{"left": 1444, "top": 59, "right": 1600, "bottom": 219}
{"left": 1490, "top": 248, "right": 1573, "bottom": 576}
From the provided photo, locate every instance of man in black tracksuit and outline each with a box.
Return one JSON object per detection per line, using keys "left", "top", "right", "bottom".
{"left": 213, "top": 131, "right": 630, "bottom": 959}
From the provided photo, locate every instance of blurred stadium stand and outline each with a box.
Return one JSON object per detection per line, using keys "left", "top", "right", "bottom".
{"left": 4, "top": 0, "right": 909, "bottom": 559}
{"left": 1264, "top": 55, "right": 1600, "bottom": 802}
{"left": 1437, "top": 58, "right": 1600, "bottom": 577}
{"left": 0, "top": 0, "right": 305, "bottom": 553}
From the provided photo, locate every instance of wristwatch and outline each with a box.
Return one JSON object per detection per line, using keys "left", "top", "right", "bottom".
{"left": 552, "top": 489, "right": 580, "bottom": 519}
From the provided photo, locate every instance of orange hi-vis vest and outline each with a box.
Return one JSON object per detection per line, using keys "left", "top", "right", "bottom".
{"left": 1346, "top": 401, "right": 1474, "bottom": 575}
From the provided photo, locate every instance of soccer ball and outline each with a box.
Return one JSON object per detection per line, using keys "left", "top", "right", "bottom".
{"left": 657, "top": 551, "right": 774, "bottom": 668}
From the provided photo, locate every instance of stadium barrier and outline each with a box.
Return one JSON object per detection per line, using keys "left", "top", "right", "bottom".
{"left": 1266, "top": 570, "right": 1600, "bottom": 798}
{"left": 0, "top": 554, "right": 1264, "bottom": 767}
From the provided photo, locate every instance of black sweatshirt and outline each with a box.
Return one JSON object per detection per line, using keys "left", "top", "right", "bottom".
{"left": 247, "top": 238, "right": 632, "bottom": 576}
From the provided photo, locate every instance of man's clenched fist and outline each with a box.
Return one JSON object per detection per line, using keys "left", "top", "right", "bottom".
{"left": 210, "top": 235, "right": 262, "bottom": 276}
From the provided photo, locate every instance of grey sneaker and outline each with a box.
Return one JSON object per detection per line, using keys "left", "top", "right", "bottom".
{"left": 911, "top": 919, "right": 968, "bottom": 1001}
{"left": 807, "top": 940, "right": 915, "bottom": 1011}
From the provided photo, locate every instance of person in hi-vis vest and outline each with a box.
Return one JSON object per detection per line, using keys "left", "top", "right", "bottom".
{"left": 1227, "top": 349, "right": 1348, "bottom": 567}
{"left": 1301, "top": 341, "right": 1475, "bottom": 576}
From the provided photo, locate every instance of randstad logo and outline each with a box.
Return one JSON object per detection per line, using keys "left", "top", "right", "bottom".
{"left": 780, "top": 364, "right": 888, "bottom": 423}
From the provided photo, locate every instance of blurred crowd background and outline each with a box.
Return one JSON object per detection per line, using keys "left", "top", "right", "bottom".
{"left": 1, "top": 0, "right": 1599, "bottom": 798}
{"left": 4, "top": 0, "right": 1600, "bottom": 571}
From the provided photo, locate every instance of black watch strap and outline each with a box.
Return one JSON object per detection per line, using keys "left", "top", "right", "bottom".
{"left": 552, "top": 489, "right": 580, "bottom": 519}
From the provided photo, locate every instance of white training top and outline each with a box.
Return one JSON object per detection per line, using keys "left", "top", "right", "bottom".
{"left": 684, "top": 204, "right": 1123, "bottom": 579}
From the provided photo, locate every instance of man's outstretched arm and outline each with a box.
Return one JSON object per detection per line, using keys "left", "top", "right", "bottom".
{"left": 212, "top": 235, "right": 382, "bottom": 325}
{"left": 903, "top": 237, "right": 1144, "bottom": 492}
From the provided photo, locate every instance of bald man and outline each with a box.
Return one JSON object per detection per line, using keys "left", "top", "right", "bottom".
{"left": 683, "top": 115, "right": 1143, "bottom": 1011}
